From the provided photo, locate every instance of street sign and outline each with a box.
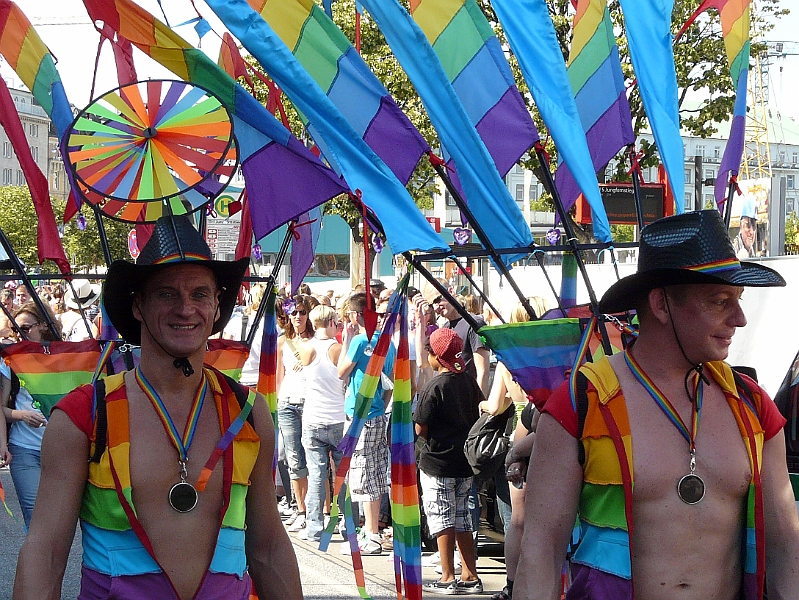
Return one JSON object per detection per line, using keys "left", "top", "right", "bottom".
{"left": 574, "top": 183, "right": 672, "bottom": 225}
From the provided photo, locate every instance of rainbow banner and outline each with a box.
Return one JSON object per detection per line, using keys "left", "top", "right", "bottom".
{"left": 676, "top": 0, "right": 749, "bottom": 209}
{"left": 205, "top": 339, "right": 250, "bottom": 382}
{"left": 356, "top": 0, "right": 533, "bottom": 266}
{"left": 617, "top": 0, "right": 685, "bottom": 208}
{"left": 82, "top": 0, "right": 347, "bottom": 241}
{"left": 256, "top": 289, "right": 278, "bottom": 425}
{"left": 202, "top": 0, "right": 448, "bottom": 255}
{"left": 1, "top": 340, "right": 102, "bottom": 418}
{"left": 479, "top": 319, "right": 582, "bottom": 407}
{"left": 409, "top": 0, "right": 538, "bottom": 192}
{"left": 488, "top": 0, "right": 612, "bottom": 242}
{"left": 0, "top": 1, "right": 85, "bottom": 226}
{"left": 556, "top": 0, "right": 634, "bottom": 213}
{"left": 389, "top": 290, "right": 422, "bottom": 600}
{"left": 246, "top": 0, "right": 429, "bottom": 186}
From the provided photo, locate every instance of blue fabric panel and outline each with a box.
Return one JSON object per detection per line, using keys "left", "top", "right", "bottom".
{"left": 328, "top": 47, "right": 384, "bottom": 138}
{"left": 574, "top": 53, "right": 622, "bottom": 132}
{"left": 209, "top": 527, "right": 248, "bottom": 576}
{"left": 452, "top": 42, "right": 507, "bottom": 126}
{"left": 80, "top": 521, "right": 161, "bottom": 577}
{"left": 572, "top": 521, "right": 632, "bottom": 579}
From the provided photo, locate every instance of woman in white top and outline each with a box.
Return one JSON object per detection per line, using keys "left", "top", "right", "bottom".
{"left": 297, "top": 305, "right": 346, "bottom": 542}
{"left": 276, "top": 294, "right": 314, "bottom": 531}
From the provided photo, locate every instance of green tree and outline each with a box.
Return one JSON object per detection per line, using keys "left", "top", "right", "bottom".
{"left": 0, "top": 186, "right": 128, "bottom": 273}
{"left": 786, "top": 211, "right": 798, "bottom": 246}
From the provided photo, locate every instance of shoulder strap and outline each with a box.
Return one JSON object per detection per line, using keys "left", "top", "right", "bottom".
{"left": 731, "top": 368, "right": 760, "bottom": 421}
{"left": 90, "top": 378, "right": 107, "bottom": 463}
{"left": 575, "top": 371, "right": 590, "bottom": 465}
{"left": 221, "top": 373, "right": 255, "bottom": 428}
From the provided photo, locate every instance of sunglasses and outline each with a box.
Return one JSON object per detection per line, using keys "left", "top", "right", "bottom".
{"left": 431, "top": 295, "right": 443, "bottom": 305}
{"left": 19, "top": 323, "right": 40, "bottom": 334}
{"left": 291, "top": 310, "right": 307, "bottom": 316}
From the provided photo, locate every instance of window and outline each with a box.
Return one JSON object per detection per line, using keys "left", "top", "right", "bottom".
{"left": 444, "top": 190, "right": 456, "bottom": 206}
{"left": 684, "top": 193, "right": 693, "bottom": 211}
{"left": 685, "top": 169, "right": 692, "bottom": 184}
{"left": 703, "top": 193, "right": 714, "bottom": 208}
{"left": 792, "top": 152, "right": 798, "bottom": 165}
{"left": 788, "top": 175, "right": 795, "bottom": 190}
{"left": 16, "top": 170, "right": 24, "bottom": 186}
{"left": 696, "top": 145, "right": 705, "bottom": 157}
{"left": 2, "top": 169, "right": 11, "bottom": 184}
{"left": 28, "top": 123, "right": 38, "bottom": 137}
{"left": 515, "top": 164, "right": 524, "bottom": 174}
{"left": 53, "top": 169, "right": 59, "bottom": 190}
{"left": 515, "top": 184, "right": 524, "bottom": 203}
{"left": 704, "top": 169, "right": 715, "bottom": 181}
{"left": 780, "top": 151, "right": 786, "bottom": 164}
{"left": 2, "top": 141, "right": 10, "bottom": 158}
{"left": 714, "top": 146, "right": 721, "bottom": 158}
{"left": 30, "top": 146, "right": 38, "bottom": 161}
{"left": 529, "top": 185, "right": 538, "bottom": 201}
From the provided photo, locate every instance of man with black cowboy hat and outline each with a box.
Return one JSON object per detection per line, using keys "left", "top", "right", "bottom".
{"left": 514, "top": 210, "right": 799, "bottom": 600}
{"left": 14, "top": 216, "right": 302, "bottom": 600}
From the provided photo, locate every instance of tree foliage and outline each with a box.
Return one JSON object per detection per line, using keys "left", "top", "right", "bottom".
{"left": 0, "top": 186, "right": 128, "bottom": 273}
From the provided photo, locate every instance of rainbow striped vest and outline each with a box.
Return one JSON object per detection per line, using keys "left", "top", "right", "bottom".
{"left": 78, "top": 369, "right": 260, "bottom": 598}
{"left": 571, "top": 360, "right": 766, "bottom": 600}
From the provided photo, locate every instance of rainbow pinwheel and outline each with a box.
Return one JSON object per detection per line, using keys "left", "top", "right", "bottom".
{"left": 66, "top": 79, "right": 236, "bottom": 222}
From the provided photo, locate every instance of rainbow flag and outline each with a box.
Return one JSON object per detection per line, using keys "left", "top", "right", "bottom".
{"left": 560, "top": 252, "right": 578, "bottom": 309}
{"left": 1, "top": 340, "right": 102, "bottom": 418}
{"left": 409, "top": 0, "right": 538, "bottom": 192}
{"left": 290, "top": 206, "right": 322, "bottom": 295}
{"left": 245, "top": 0, "right": 429, "bottom": 186}
{"left": 256, "top": 289, "right": 278, "bottom": 425}
{"left": 488, "top": 0, "right": 612, "bottom": 242}
{"left": 0, "top": 1, "right": 84, "bottom": 234}
{"left": 356, "top": 0, "right": 533, "bottom": 266}
{"left": 389, "top": 290, "right": 422, "bottom": 600}
{"left": 81, "top": 0, "right": 347, "bottom": 240}
{"left": 617, "top": 0, "right": 685, "bottom": 209}
{"left": 555, "top": 0, "right": 634, "bottom": 213}
{"left": 202, "top": 0, "right": 448, "bottom": 255}
{"left": 205, "top": 339, "right": 250, "bottom": 382}
{"left": 479, "top": 319, "right": 582, "bottom": 407}
{"left": 676, "top": 0, "right": 749, "bottom": 209}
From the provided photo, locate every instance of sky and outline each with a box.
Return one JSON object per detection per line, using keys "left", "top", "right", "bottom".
{"left": 2, "top": 0, "right": 799, "bottom": 123}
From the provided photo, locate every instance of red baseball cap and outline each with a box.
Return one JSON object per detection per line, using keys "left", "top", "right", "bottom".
{"left": 429, "top": 328, "right": 465, "bottom": 374}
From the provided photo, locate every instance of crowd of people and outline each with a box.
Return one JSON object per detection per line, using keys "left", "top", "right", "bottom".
{"left": 4, "top": 210, "right": 799, "bottom": 600}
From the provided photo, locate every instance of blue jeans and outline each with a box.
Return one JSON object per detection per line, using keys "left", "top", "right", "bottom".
{"left": 9, "top": 443, "right": 41, "bottom": 531}
{"left": 301, "top": 422, "right": 344, "bottom": 540}
{"left": 277, "top": 401, "right": 308, "bottom": 479}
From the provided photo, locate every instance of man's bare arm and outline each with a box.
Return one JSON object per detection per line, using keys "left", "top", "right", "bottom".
{"left": 514, "top": 413, "right": 583, "bottom": 600}
{"left": 245, "top": 394, "right": 303, "bottom": 600}
{"left": 761, "top": 430, "right": 799, "bottom": 599}
{"left": 13, "top": 410, "right": 89, "bottom": 599}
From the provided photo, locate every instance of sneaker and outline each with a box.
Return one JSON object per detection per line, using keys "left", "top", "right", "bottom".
{"left": 284, "top": 510, "right": 299, "bottom": 525}
{"left": 434, "top": 551, "right": 461, "bottom": 575}
{"left": 297, "top": 528, "right": 321, "bottom": 543}
{"left": 340, "top": 530, "right": 382, "bottom": 555}
{"left": 338, "top": 516, "right": 347, "bottom": 538}
{"left": 423, "top": 579, "right": 460, "bottom": 595}
{"left": 423, "top": 551, "right": 442, "bottom": 568}
{"left": 455, "top": 578, "right": 483, "bottom": 594}
{"left": 323, "top": 514, "right": 331, "bottom": 530}
{"left": 288, "top": 513, "right": 306, "bottom": 532}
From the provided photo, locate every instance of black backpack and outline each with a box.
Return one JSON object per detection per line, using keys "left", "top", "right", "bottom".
{"left": 463, "top": 403, "right": 515, "bottom": 477}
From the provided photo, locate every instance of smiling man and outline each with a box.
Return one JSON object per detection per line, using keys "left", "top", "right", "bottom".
{"left": 13, "top": 216, "right": 302, "bottom": 600}
{"left": 515, "top": 210, "right": 799, "bottom": 600}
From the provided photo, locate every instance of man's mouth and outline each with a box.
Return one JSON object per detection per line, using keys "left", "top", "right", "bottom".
{"left": 171, "top": 324, "right": 197, "bottom": 330}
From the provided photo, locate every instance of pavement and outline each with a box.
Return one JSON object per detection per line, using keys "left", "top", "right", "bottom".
{"left": 1, "top": 468, "right": 509, "bottom": 599}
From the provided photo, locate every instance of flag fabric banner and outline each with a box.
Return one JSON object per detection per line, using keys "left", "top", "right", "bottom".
{"left": 0, "top": 75, "right": 70, "bottom": 273}
{"left": 290, "top": 206, "right": 322, "bottom": 296}
{"left": 256, "top": 290, "right": 278, "bottom": 424}
{"left": 617, "top": 0, "right": 685, "bottom": 209}
{"left": 82, "top": 0, "right": 347, "bottom": 241}
{"left": 357, "top": 0, "right": 533, "bottom": 266}
{"left": 203, "top": 0, "right": 448, "bottom": 255}
{"left": 556, "top": 0, "right": 635, "bottom": 213}
{"left": 479, "top": 319, "right": 582, "bottom": 407}
{"left": 489, "top": 0, "right": 612, "bottom": 242}
{"left": 247, "top": 0, "right": 430, "bottom": 186}
{"left": 0, "top": 0, "right": 83, "bottom": 221}
{"left": 409, "top": 0, "right": 538, "bottom": 187}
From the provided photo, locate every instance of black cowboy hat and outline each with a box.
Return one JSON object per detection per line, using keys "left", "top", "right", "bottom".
{"left": 599, "top": 210, "right": 785, "bottom": 314}
{"left": 103, "top": 215, "right": 248, "bottom": 345}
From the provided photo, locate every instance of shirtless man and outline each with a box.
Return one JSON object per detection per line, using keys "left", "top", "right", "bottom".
{"left": 13, "top": 215, "right": 302, "bottom": 600}
{"left": 515, "top": 210, "right": 799, "bottom": 600}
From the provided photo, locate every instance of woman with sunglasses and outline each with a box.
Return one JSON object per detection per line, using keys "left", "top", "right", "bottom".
{"left": 1, "top": 301, "right": 62, "bottom": 530}
{"left": 276, "top": 294, "right": 315, "bottom": 532}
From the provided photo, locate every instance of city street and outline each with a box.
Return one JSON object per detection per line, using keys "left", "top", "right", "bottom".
{"left": 1, "top": 469, "right": 508, "bottom": 598}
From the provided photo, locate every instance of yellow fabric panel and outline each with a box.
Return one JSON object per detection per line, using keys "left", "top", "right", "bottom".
{"left": 583, "top": 435, "right": 632, "bottom": 486}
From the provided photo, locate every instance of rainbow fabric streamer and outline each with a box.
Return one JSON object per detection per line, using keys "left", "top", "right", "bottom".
{"left": 676, "top": 0, "right": 749, "bottom": 208}
{"left": 82, "top": 0, "right": 347, "bottom": 240}
{"left": 389, "top": 291, "right": 422, "bottom": 600}
{"left": 560, "top": 252, "right": 578, "bottom": 309}
{"left": 203, "top": 0, "right": 447, "bottom": 255}
{"left": 488, "top": 0, "right": 612, "bottom": 242}
{"left": 409, "top": 0, "right": 538, "bottom": 191}
{"left": 246, "top": 0, "right": 429, "bottom": 186}
{"left": 205, "top": 339, "right": 250, "bottom": 382}
{"left": 555, "top": 0, "right": 634, "bottom": 213}
{"left": 256, "top": 289, "right": 279, "bottom": 425}
{"left": 0, "top": 1, "right": 84, "bottom": 228}
{"left": 356, "top": 0, "right": 533, "bottom": 266}
{"left": 319, "top": 282, "right": 406, "bottom": 599}
{"left": 617, "top": 0, "right": 685, "bottom": 208}
{"left": 480, "top": 318, "right": 583, "bottom": 407}
{"left": 1, "top": 340, "right": 102, "bottom": 418}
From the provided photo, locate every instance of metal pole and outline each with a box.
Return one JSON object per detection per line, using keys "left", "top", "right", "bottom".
{"left": 245, "top": 225, "right": 293, "bottom": 347}
{"left": 629, "top": 146, "right": 646, "bottom": 231}
{"left": 92, "top": 204, "right": 114, "bottom": 268}
{"left": 64, "top": 278, "right": 96, "bottom": 340}
{"left": 723, "top": 178, "right": 736, "bottom": 228}
{"left": 0, "top": 226, "right": 59, "bottom": 339}
{"left": 532, "top": 251, "right": 568, "bottom": 317}
{"left": 429, "top": 159, "right": 537, "bottom": 321}
{"left": 447, "top": 256, "right": 505, "bottom": 323}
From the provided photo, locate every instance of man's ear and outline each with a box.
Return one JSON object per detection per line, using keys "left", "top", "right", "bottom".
{"left": 132, "top": 295, "right": 144, "bottom": 324}
{"left": 648, "top": 288, "right": 671, "bottom": 325}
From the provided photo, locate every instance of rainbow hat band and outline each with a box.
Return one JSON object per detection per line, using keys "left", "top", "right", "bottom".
{"left": 599, "top": 210, "right": 785, "bottom": 314}
{"left": 103, "top": 215, "right": 248, "bottom": 345}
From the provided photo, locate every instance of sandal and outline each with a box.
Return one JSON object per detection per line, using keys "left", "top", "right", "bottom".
{"left": 490, "top": 586, "right": 512, "bottom": 600}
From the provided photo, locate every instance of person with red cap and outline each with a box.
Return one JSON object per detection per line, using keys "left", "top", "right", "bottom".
{"left": 415, "top": 328, "right": 484, "bottom": 595}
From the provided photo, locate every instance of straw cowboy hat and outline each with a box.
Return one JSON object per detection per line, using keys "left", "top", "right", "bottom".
{"left": 599, "top": 210, "right": 785, "bottom": 314}
{"left": 65, "top": 280, "right": 102, "bottom": 310}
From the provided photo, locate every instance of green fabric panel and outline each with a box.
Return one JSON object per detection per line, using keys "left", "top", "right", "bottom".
{"left": 480, "top": 318, "right": 581, "bottom": 350}
{"left": 309, "top": 5, "right": 351, "bottom": 55}
{"left": 184, "top": 49, "right": 237, "bottom": 110}
{"left": 579, "top": 482, "right": 628, "bottom": 530}
{"left": 746, "top": 483, "right": 756, "bottom": 529}
{"left": 729, "top": 41, "right": 749, "bottom": 87}
{"left": 464, "top": 1, "right": 494, "bottom": 43}
{"left": 432, "top": 6, "right": 484, "bottom": 82}
{"left": 80, "top": 484, "right": 131, "bottom": 531}
{"left": 293, "top": 15, "right": 340, "bottom": 93}
{"left": 222, "top": 483, "right": 248, "bottom": 529}
{"left": 31, "top": 57, "right": 58, "bottom": 115}
{"left": 568, "top": 19, "right": 613, "bottom": 95}
{"left": 19, "top": 370, "right": 93, "bottom": 395}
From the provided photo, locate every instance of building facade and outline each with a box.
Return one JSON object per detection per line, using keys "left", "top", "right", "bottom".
{"left": 0, "top": 84, "right": 50, "bottom": 190}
